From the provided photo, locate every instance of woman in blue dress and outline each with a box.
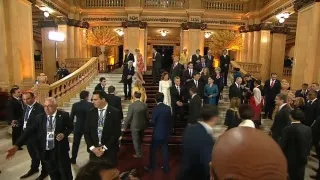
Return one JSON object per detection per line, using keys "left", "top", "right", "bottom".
{"left": 204, "top": 77, "right": 219, "bottom": 105}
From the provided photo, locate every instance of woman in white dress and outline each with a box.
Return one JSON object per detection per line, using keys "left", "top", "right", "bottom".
{"left": 159, "top": 72, "right": 172, "bottom": 108}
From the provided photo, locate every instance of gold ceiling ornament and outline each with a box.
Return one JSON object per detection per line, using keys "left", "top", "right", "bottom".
{"left": 209, "top": 30, "right": 242, "bottom": 56}
{"left": 87, "top": 26, "right": 120, "bottom": 47}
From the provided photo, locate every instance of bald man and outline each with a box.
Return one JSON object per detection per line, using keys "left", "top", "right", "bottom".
{"left": 210, "top": 127, "right": 287, "bottom": 180}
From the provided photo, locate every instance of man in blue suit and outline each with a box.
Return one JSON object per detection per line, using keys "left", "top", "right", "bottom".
{"left": 177, "top": 104, "right": 219, "bottom": 180}
{"left": 144, "top": 92, "right": 171, "bottom": 173}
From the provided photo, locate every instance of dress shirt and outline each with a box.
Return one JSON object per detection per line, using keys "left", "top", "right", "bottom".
{"left": 279, "top": 103, "right": 287, "bottom": 111}
{"left": 270, "top": 79, "right": 275, "bottom": 86}
{"left": 189, "top": 69, "right": 193, "bottom": 76}
{"left": 239, "top": 119, "right": 255, "bottom": 128}
{"left": 194, "top": 80, "right": 198, "bottom": 87}
{"left": 308, "top": 98, "right": 317, "bottom": 104}
{"left": 46, "top": 111, "right": 57, "bottom": 150}
{"left": 191, "top": 94, "right": 197, "bottom": 99}
{"left": 291, "top": 121, "right": 300, "bottom": 124}
{"left": 90, "top": 104, "right": 108, "bottom": 151}
{"left": 176, "top": 85, "right": 180, "bottom": 95}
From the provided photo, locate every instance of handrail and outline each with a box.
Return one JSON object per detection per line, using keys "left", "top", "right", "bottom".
{"left": 143, "top": 0, "right": 186, "bottom": 8}
{"left": 230, "top": 61, "right": 262, "bottom": 80}
{"left": 33, "top": 57, "right": 99, "bottom": 106}
{"left": 81, "top": 0, "right": 125, "bottom": 8}
{"left": 65, "top": 58, "right": 91, "bottom": 73}
{"left": 202, "top": 0, "right": 248, "bottom": 12}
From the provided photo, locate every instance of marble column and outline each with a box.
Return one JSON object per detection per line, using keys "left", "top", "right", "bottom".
{"left": 252, "top": 30, "right": 261, "bottom": 63}
{"left": 270, "top": 28, "right": 287, "bottom": 80}
{"left": 240, "top": 32, "right": 248, "bottom": 62}
{"left": 259, "top": 29, "right": 272, "bottom": 82}
{"left": 189, "top": 29, "right": 204, "bottom": 56}
{"left": 74, "top": 26, "right": 80, "bottom": 58}
{"left": 81, "top": 28, "right": 88, "bottom": 58}
{"left": 181, "top": 30, "right": 190, "bottom": 55}
{"left": 41, "top": 27, "right": 57, "bottom": 83}
{"left": 57, "top": 24, "right": 69, "bottom": 64}
{"left": 0, "top": 0, "right": 35, "bottom": 90}
{"left": 291, "top": 2, "right": 320, "bottom": 90}
{"left": 68, "top": 26, "right": 75, "bottom": 58}
{"left": 247, "top": 30, "right": 254, "bottom": 62}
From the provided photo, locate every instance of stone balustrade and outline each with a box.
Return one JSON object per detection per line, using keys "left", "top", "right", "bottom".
{"left": 65, "top": 58, "right": 91, "bottom": 73}
{"left": 230, "top": 61, "right": 262, "bottom": 80}
{"left": 202, "top": 0, "right": 247, "bottom": 12}
{"left": 283, "top": 67, "right": 292, "bottom": 83}
{"left": 33, "top": 57, "right": 99, "bottom": 106}
{"left": 143, "top": 0, "right": 186, "bottom": 8}
{"left": 35, "top": 61, "right": 43, "bottom": 73}
{"left": 82, "top": 0, "right": 125, "bottom": 8}
{"left": 262, "top": 0, "right": 273, "bottom": 6}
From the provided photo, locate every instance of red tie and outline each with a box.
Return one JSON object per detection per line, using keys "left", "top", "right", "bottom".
{"left": 271, "top": 80, "right": 275, "bottom": 88}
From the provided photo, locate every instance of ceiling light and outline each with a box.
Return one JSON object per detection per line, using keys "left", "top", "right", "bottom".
{"left": 276, "top": 12, "right": 290, "bottom": 23}
{"left": 204, "top": 32, "right": 212, "bottom": 39}
{"left": 279, "top": 18, "right": 285, "bottom": 23}
{"left": 115, "top": 29, "right": 124, "bottom": 36}
{"left": 48, "top": 31, "right": 65, "bottom": 42}
{"left": 38, "top": 6, "right": 54, "bottom": 13}
{"left": 44, "top": 11, "right": 50, "bottom": 18}
{"left": 160, "top": 30, "right": 168, "bottom": 37}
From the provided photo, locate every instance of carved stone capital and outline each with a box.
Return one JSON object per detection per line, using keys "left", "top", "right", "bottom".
{"left": 294, "top": 0, "right": 320, "bottom": 11}
{"left": 247, "top": 24, "right": 261, "bottom": 32}
{"left": 38, "top": 20, "right": 57, "bottom": 28}
{"left": 67, "top": 19, "right": 81, "bottom": 27}
{"left": 238, "top": 26, "right": 248, "bottom": 33}
{"left": 81, "top": 22, "right": 90, "bottom": 29}
{"left": 260, "top": 23, "right": 273, "bottom": 31}
{"left": 122, "top": 21, "right": 147, "bottom": 29}
{"left": 271, "top": 26, "right": 290, "bottom": 34}
{"left": 181, "top": 22, "right": 207, "bottom": 30}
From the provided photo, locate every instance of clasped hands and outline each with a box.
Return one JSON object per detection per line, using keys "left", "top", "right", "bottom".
{"left": 176, "top": 101, "right": 183, "bottom": 106}
{"left": 92, "top": 147, "right": 105, "bottom": 157}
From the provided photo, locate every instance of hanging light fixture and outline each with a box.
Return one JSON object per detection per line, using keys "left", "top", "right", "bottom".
{"left": 160, "top": 30, "right": 169, "bottom": 37}
{"left": 115, "top": 29, "right": 124, "bottom": 36}
{"left": 204, "top": 32, "right": 212, "bottom": 39}
{"left": 276, "top": 12, "right": 290, "bottom": 23}
{"left": 44, "top": 11, "right": 50, "bottom": 18}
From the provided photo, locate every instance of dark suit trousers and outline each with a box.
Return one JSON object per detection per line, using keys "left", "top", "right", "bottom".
{"left": 89, "top": 149, "right": 118, "bottom": 166}
{"left": 152, "top": 63, "right": 160, "bottom": 83}
{"left": 12, "top": 126, "right": 22, "bottom": 145}
{"left": 124, "top": 82, "right": 132, "bottom": 99}
{"left": 27, "top": 141, "right": 47, "bottom": 173}
{"left": 172, "top": 105, "right": 184, "bottom": 125}
{"left": 223, "top": 68, "right": 229, "bottom": 86}
{"left": 121, "top": 64, "right": 128, "bottom": 81}
{"left": 149, "top": 139, "right": 169, "bottom": 171}
{"left": 43, "top": 150, "right": 73, "bottom": 180}
{"left": 131, "top": 129, "right": 145, "bottom": 157}
{"left": 265, "top": 97, "right": 275, "bottom": 119}
{"left": 288, "top": 164, "right": 305, "bottom": 180}
{"left": 71, "top": 132, "right": 83, "bottom": 160}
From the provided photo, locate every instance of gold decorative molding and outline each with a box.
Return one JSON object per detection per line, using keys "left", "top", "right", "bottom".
{"left": 294, "top": 0, "right": 320, "bottom": 11}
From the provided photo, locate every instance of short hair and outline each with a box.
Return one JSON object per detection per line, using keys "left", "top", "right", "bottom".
{"left": 196, "top": 49, "right": 200, "bottom": 52}
{"left": 174, "top": 76, "right": 180, "bottom": 80}
{"left": 75, "top": 161, "right": 119, "bottom": 180}
{"left": 10, "top": 87, "right": 20, "bottom": 95}
{"left": 294, "top": 97, "right": 305, "bottom": 108}
{"left": 276, "top": 93, "right": 287, "bottom": 103}
{"left": 236, "top": 77, "right": 242, "bottom": 81}
{"left": 255, "top": 80, "right": 261, "bottom": 85}
{"left": 99, "top": 77, "right": 106, "bottom": 82}
{"left": 308, "top": 90, "right": 317, "bottom": 96}
{"left": 201, "top": 105, "right": 219, "bottom": 122}
{"left": 302, "top": 83, "right": 308, "bottom": 87}
{"left": 193, "top": 72, "right": 200, "bottom": 77}
{"left": 22, "top": 91, "right": 35, "bottom": 98}
{"left": 108, "top": 86, "right": 115, "bottom": 94}
{"left": 44, "top": 97, "right": 57, "bottom": 105}
{"left": 312, "top": 82, "right": 319, "bottom": 86}
{"left": 290, "top": 109, "right": 305, "bottom": 121}
{"left": 239, "top": 104, "right": 254, "bottom": 119}
{"left": 271, "top": 73, "right": 277, "bottom": 76}
{"left": 93, "top": 90, "right": 107, "bottom": 101}
{"left": 80, "top": 91, "right": 89, "bottom": 100}
{"left": 189, "top": 86, "right": 198, "bottom": 94}
{"left": 188, "top": 62, "right": 193, "bottom": 66}
{"left": 155, "top": 92, "right": 164, "bottom": 103}
{"left": 134, "top": 91, "right": 142, "bottom": 99}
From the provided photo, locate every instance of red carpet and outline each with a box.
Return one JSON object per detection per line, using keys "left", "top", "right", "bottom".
{"left": 118, "top": 144, "right": 182, "bottom": 180}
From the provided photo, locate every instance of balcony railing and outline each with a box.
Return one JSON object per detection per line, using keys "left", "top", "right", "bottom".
{"left": 202, "top": 0, "right": 247, "bottom": 12}
{"left": 83, "top": 0, "right": 125, "bottom": 8}
{"left": 143, "top": 0, "right": 186, "bottom": 8}
{"left": 230, "top": 61, "right": 262, "bottom": 79}
{"left": 35, "top": 61, "right": 43, "bottom": 73}
{"left": 262, "top": 0, "right": 273, "bottom": 6}
{"left": 283, "top": 67, "right": 292, "bottom": 83}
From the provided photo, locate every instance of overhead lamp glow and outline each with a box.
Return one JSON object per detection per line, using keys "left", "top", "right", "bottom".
{"left": 279, "top": 18, "right": 285, "bottom": 23}
{"left": 204, "top": 32, "right": 212, "bottom": 39}
{"left": 160, "top": 30, "right": 168, "bottom": 37}
{"left": 276, "top": 12, "right": 290, "bottom": 23}
{"left": 48, "top": 31, "right": 65, "bottom": 42}
{"left": 115, "top": 29, "right": 124, "bottom": 36}
{"left": 44, "top": 11, "right": 50, "bottom": 18}
{"left": 38, "top": 6, "right": 54, "bottom": 13}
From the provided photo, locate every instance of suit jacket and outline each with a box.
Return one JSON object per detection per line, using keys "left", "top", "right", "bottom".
{"left": 123, "top": 66, "right": 135, "bottom": 84}
{"left": 170, "top": 63, "right": 183, "bottom": 80}
{"left": 170, "top": 85, "right": 185, "bottom": 105}
{"left": 94, "top": 83, "right": 105, "bottom": 92}
{"left": 188, "top": 94, "right": 202, "bottom": 124}
{"left": 304, "top": 99, "right": 320, "bottom": 126}
{"left": 153, "top": 52, "right": 162, "bottom": 68}
{"left": 123, "top": 100, "right": 149, "bottom": 130}
{"left": 183, "top": 69, "right": 197, "bottom": 82}
{"left": 178, "top": 123, "right": 214, "bottom": 180}
{"left": 23, "top": 102, "right": 44, "bottom": 129}
{"left": 185, "top": 79, "right": 204, "bottom": 99}
{"left": 229, "top": 83, "right": 242, "bottom": 99}
{"left": 106, "top": 94, "right": 123, "bottom": 119}
{"left": 84, "top": 106, "right": 121, "bottom": 152}
{"left": 123, "top": 53, "right": 135, "bottom": 65}
{"left": 219, "top": 55, "right": 230, "bottom": 72}
{"left": 191, "top": 54, "right": 201, "bottom": 66}
{"left": 263, "top": 79, "right": 281, "bottom": 100}
{"left": 6, "top": 97, "right": 24, "bottom": 124}
{"left": 151, "top": 103, "right": 172, "bottom": 140}
{"left": 16, "top": 111, "right": 74, "bottom": 157}
{"left": 271, "top": 105, "right": 291, "bottom": 141}
{"left": 204, "top": 55, "right": 214, "bottom": 71}
{"left": 312, "top": 116, "right": 320, "bottom": 144}
{"left": 279, "top": 123, "right": 312, "bottom": 167}
{"left": 295, "top": 89, "right": 308, "bottom": 101}
{"left": 195, "top": 62, "right": 209, "bottom": 72}
{"left": 70, "top": 100, "right": 93, "bottom": 133}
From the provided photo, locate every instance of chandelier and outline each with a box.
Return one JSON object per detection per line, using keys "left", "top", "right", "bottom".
{"left": 276, "top": 12, "right": 290, "bottom": 23}
{"left": 115, "top": 29, "right": 124, "bottom": 36}
{"left": 204, "top": 32, "right": 213, "bottom": 39}
{"left": 160, "top": 30, "right": 169, "bottom": 37}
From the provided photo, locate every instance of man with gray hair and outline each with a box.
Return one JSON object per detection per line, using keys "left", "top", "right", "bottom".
{"left": 6, "top": 97, "right": 74, "bottom": 180}
{"left": 123, "top": 61, "right": 135, "bottom": 100}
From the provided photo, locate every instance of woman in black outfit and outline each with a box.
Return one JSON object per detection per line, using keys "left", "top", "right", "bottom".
{"left": 213, "top": 67, "right": 224, "bottom": 105}
{"left": 224, "top": 97, "right": 242, "bottom": 130}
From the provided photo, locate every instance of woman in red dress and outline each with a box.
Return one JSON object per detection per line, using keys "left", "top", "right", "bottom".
{"left": 249, "top": 87, "right": 264, "bottom": 128}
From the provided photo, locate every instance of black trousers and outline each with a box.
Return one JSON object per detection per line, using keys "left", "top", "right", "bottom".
{"left": 43, "top": 149, "right": 73, "bottom": 180}
{"left": 71, "top": 132, "right": 83, "bottom": 160}
{"left": 222, "top": 69, "right": 229, "bottom": 86}
{"left": 264, "top": 98, "right": 275, "bottom": 119}
{"left": 12, "top": 126, "right": 22, "bottom": 145}
{"left": 152, "top": 65, "right": 160, "bottom": 83}
{"left": 27, "top": 141, "right": 47, "bottom": 174}
{"left": 89, "top": 149, "right": 118, "bottom": 166}
{"left": 172, "top": 105, "right": 184, "bottom": 126}
{"left": 149, "top": 139, "right": 169, "bottom": 171}
{"left": 288, "top": 164, "right": 305, "bottom": 180}
{"left": 124, "top": 82, "right": 132, "bottom": 99}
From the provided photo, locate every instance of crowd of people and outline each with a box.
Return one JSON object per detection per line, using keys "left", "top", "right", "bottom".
{"left": 4, "top": 47, "right": 320, "bottom": 180}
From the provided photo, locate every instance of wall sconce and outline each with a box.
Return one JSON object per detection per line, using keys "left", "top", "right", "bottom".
{"left": 115, "top": 29, "right": 124, "bottom": 36}
{"left": 160, "top": 30, "right": 169, "bottom": 37}
{"left": 276, "top": 12, "right": 290, "bottom": 23}
{"left": 204, "top": 32, "right": 212, "bottom": 39}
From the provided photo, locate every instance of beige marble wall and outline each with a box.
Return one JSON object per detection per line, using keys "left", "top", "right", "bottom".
{"left": 291, "top": 2, "right": 320, "bottom": 90}
{"left": 81, "top": 28, "right": 88, "bottom": 58}
{"left": 74, "top": 27, "right": 81, "bottom": 57}
{"left": 41, "top": 27, "right": 57, "bottom": 83}
{"left": 68, "top": 26, "right": 75, "bottom": 58}
{"left": 189, "top": 29, "right": 204, "bottom": 56}
{"left": 240, "top": 32, "right": 248, "bottom": 62}
{"left": 259, "top": 30, "right": 272, "bottom": 82}
{"left": 57, "top": 25, "right": 69, "bottom": 64}
{"left": 0, "top": 0, "right": 35, "bottom": 90}
{"left": 270, "top": 33, "right": 286, "bottom": 80}
{"left": 252, "top": 31, "right": 261, "bottom": 63}
{"left": 182, "top": 30, "right": 190, "bottom": 56}
{"left": 247, "top": 31, "right": 254, "bottom": 62}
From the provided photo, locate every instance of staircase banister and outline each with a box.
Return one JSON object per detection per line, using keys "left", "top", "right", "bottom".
{"left": 230, "top": 61, "right": 262, "bottom": 81}
{"left": 230, "top": 61, "right": 248, "bottom": 75}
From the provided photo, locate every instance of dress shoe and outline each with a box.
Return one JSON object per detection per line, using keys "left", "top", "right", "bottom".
{"left": 20, "top": 169, "right": 39, "bottom": 178}
{"left": 119, "top": 80, "right": 123, "bottom": 83}
{"left": 310, "top": 175, "right": 317, "bottom": 179}
{"left": 70, "top": 158, "right": 76, "bottom": 164}
{"left": 35, "top": 173, "right": 48, "bottom": 180}
{"left": 18, "top": 147, "right": 23, "bottom": 151}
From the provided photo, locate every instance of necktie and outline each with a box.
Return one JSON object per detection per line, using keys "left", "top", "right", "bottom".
{"left": 189, "top": 70, "right": 192, "bottom": 76}
{"left": 47, "top": 116, "right": 54, "bottom": 150}
{"left": 23, "top": 106, "right": 31, "bottom": 129}
{"left": 177, "top": 86, "right": 180, "bottom": 95}
{"left": 271, "top": 80, "right": 275, "bottom": 88}
{"left": 98, "top": 109, "right": 105, "bottom": 145}
{"left": 195, "top": 81, "right": 198, "bottom": 88}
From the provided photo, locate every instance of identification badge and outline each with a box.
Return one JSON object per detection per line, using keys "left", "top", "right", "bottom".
{"left": 23, "top": 122, "right": 27, "bottom": 129}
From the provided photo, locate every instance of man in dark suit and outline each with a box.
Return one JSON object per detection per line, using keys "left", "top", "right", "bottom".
{"left": 20, "top": 92, "right": 47, "bottom": 179}
{"left": 204, "top": 50, "right": 214, "bottom": 73}
{"left": 6, "top": 97, "right": 74, "bottom": 180}
{"left": 145, "top": 92, "right": 171, "bottom": 173}
{"left": 152, "top": 48, "right": 162, "bottom": 84}
{"left": 295, "top": 83, "right": 309, "bottom": 101}
{"left": 122, "top": 61, "right": 135, "bottom": 100}
{"left": 229, "top": 77, "right": 243, "bottom": 100}
{"left": 84, "top": 90, "right": 121, "bottom": 166}
{"left": 94, "top": 77, "right": 107, "bottom": 91}
{"left": 191, "top": 49, "right": 201, "bottom": 67}
{"left": 170, "top": 55, "right": 183, "bottom": 81}
{"left": 279, "top": 109, "right": 312, "bottom": 180}
{"left": 303, "top": 90, "right": 320, "bottom": 126}
{"left": 170, "top": 77, "right": 185, "bottom": 128}
{"left": 270, "top": 93, "right": 291, "bottom": 142}
{"left": 185, "top": 72, "right": 204, "bottom": 100}
{"left": 178, "top": 105, "right": 219, "bottom": 180}
{"left": 119, "top": 49, "right": 135, "bottom": 83}
{"left": 6, "top": 87, "right": 23, "bottom": 148}
{"left": 219, "top": 49, "right": 230, "bottom": 86}
{"left": 263, "top": 73, "right": 281, "bottom": 119}
{"left": 183, "top": 62, "right": 196, "bottom": 83}
{"left": 195, "top": 57, "right": 209, "bottom": 72}
{"left": 187, "top": 87, "right": 202, "bottom": 124}
{"left": 311, "top": 83, "right": 320, "bottom": 99}
{"left": 311, "top": 116, "right": 320, "bottom": 179}
{"left": 123, "top": 92, "right": 149, "bottom": 158}
{"left": 106, "top": 86, "right": 123, "bottom": 120}
{"left": 70, "top": 91, "right": 93, "bottom": 164}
